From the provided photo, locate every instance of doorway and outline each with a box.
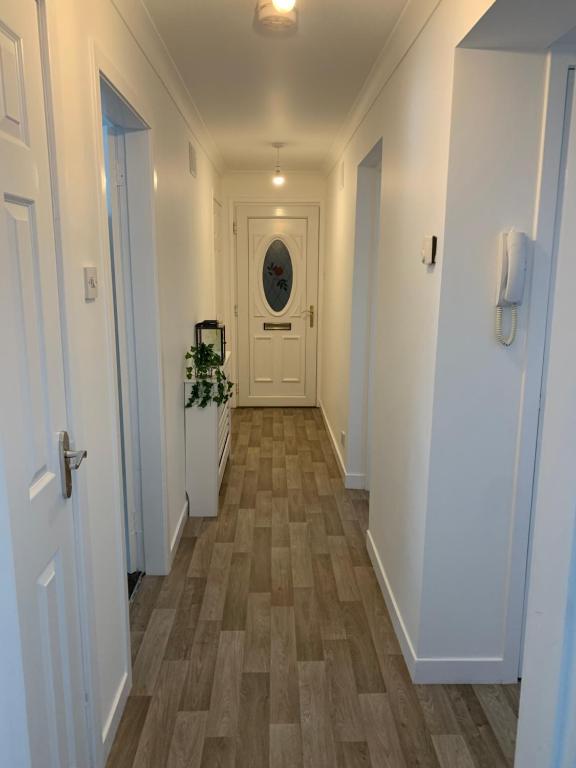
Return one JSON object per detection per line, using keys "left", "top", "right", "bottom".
{"left": 0, "top": 0, "right": 91, "bottom": 763}
{"left": 516, "top": 61, "right": 576, "bottom": 765}
{"left": 100, "top": 79, "right": 147, "bottom": 595}
{"left": 346, "top": 141, "right": 382, "bottom": 490}
{"left": 519, "top": 64, "right": 576, "bottom": 678}
{"left": 236, "top": 204, "right": 320, "bottom": 406}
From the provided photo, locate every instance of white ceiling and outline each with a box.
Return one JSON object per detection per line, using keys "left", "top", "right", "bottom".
{"left": 462, "top": 0, "right": 576, "bottom": 52}
{"left": 555, "top": 24, "right": 576, "bottom": 46}
{"left": 143, "top": 0, "right": 407, "bottom": 170}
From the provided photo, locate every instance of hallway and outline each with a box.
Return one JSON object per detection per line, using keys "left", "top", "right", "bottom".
{"left": 107, "top": 408, "right": 519, "bottom": 768}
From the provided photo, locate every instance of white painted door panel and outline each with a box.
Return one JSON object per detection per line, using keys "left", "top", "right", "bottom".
{"left": 237, "top": 205, "right": 319, "bottom": 406}
{"left": 0, "top": 1, "right": 89, "bottom": 765}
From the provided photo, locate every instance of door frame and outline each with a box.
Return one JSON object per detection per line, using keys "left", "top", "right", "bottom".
{"left": 346, "top": 141, "right": 383, "bottom": 490}
{"left": 90, "top": 50, "right": 170, "bottom": 754}
{"left": 515, "top": 52, "right": 576, "bottom": 766}
{"left": 226, "top": 193, "right": 325, "bottom": 410}
{"left": 473, "top": 50, "right": 576, "bottom": 686}
{"left": 517, "top": 53, "right": 576, "bottom": 676}
{"left": 234, "top": 203, "right": 320, "bottom": 407}
{"left": 93, "top": 53, "right": 169, "bottom": 579}
{"left": 101, "top": 98, "right": 147, "bottom": 578}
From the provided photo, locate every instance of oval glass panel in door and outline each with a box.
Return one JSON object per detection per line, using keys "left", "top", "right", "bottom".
{"left": 262, "top": 239, "right": 293, "bottom": 312}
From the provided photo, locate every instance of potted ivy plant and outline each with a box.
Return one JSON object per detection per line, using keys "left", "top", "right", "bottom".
{"left": 185, "top": 342, "right": 233, "bottom": 409}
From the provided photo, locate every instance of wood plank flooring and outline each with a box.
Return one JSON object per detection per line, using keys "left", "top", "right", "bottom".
{"left": 107, "top": 407, "right": 520, "bottom": 768}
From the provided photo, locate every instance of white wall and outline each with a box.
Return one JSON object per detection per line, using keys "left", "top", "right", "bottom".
{"left": 421, "top": 48, "right": 547, "bottom": 675}
{"left": 44, "top": 0, "right": 220, "bottom": 758}
{"left": 321, "top": 0, "right": 499, "bottom": 654}
{"left": 221, "top": 172, "right": 326, "bottom": 401}
{"left": 320, "top": 0, "right": 553, "bottom": 681}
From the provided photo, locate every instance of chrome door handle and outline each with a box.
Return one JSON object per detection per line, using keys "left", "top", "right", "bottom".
{"left": 59, "top": 431, "right": 87, "bottom": 498}
{"left": 65, "top": 449, "right": 87, "bottom": 470}
{"left": 301, "top": 305, "right": 315, "bottom": 328}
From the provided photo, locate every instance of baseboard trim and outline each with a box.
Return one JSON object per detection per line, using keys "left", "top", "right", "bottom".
{"left": 170, "top": 499, "right": 188, "bottom": 561}
{"left": 410, "top": 656, "right": 512, "bottom": 684}
{"left": 366, "top": 529, "right": 511, "bottom": 684}
{"left": 366, "top": 529, "right": 419, "bottom": 676}
{"left": 318, "top": 401, "right": 346, "bottom": 479}
{"left": 318, "top": 404, "right": 368, "bottom": 489}
{"left": 344, "top": 472, "right": 366, "bottom": 490}
{"left": 101, "top": 670, "right": 129, "bottom": 760}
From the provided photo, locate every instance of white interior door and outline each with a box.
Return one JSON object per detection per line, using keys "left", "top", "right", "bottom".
{"left": 0, "top": 1, "right": 89, "bottom": 764}
{"left": 237, "top": 205, "right": 319, "bottom": 406}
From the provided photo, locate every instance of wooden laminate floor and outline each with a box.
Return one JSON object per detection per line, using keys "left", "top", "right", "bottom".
{"left": 107, "top": 407, "right": 520, "bottom": 768}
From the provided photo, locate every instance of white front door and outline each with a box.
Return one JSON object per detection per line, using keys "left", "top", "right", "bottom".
{"left": 0, "top": 1, "right": 89, "bottom": 765}
{"left": 236, "top": 205, "right": 319, "bottom": 406}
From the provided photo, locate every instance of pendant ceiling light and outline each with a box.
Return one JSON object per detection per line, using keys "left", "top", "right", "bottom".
{"left": 256, "top": 0, "right": 297, "bottom": 31}
{"left": 272, "top": 143, "right": 286, "bottom": 187}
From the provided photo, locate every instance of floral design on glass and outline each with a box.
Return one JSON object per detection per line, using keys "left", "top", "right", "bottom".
{"left": 262, "top": 239, "right": 293, "bottom": 312}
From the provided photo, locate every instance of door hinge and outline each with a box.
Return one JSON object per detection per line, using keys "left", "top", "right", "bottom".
{"left": 233, "top": 221, "right": 237, "bottom": 235}
{"left": 234, "top": 304, "right": 238, "bottom": 317}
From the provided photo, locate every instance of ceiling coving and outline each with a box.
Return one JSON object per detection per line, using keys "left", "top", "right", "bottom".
{"left": 142, "top": 0, "right": 408, "bottom": 170}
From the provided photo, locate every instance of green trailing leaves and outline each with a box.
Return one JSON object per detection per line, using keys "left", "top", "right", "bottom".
{"left": 185, "top": 342, "right": 234, "bottom": 409}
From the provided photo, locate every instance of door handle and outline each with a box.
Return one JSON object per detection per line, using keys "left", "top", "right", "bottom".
{"left": 65, "top": 448, "right": 87, "bottom": 470}
{"left": 302, "top": 305, "right": 314, "bottom": 328}
{"left": 59, "top": 431, "right": 87, "bottom": 499}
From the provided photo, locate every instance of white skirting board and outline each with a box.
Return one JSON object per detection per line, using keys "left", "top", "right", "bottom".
{"left": 366, "top": 530, "right": 511, "bottom": 684}
{"left": 318, "top": 401, "right": 346, "bottom": 478}
{"left": 169, "top": 499, "right": 189, "bottom": 561}
{"left": 101, "top": 670, "right": 129, "bottom": 761}
{"left": 343, "top": 472, "right": 366, "bottom": 490}
{"left": 318, "top": 401, "right": 366, "bottom": 489}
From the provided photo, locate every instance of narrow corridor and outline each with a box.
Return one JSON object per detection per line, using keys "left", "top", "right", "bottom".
{"left": 107, "top": 408, "right": 519, "bottom": 768}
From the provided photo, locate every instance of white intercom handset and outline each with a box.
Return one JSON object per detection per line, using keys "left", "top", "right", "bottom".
{"left": 495, "top": 229, "right": 529, "bottom": 346}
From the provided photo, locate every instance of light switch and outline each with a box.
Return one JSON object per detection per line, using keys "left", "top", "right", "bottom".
{"left": 83, "top": 266, "right": 98, "bottom": 301}
{"left": 421, "top": 235, "right": 437, "bottom": 266}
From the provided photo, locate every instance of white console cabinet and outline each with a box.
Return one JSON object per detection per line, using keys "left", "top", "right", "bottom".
{"left": 185, "top": 352, "right": 231, "bottom": 517}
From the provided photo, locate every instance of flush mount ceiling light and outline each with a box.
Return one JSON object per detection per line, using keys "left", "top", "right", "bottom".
{"left": 257, "top": 0, "right": 297, "bottom": 31}
{"left": 272, "top": 143, "right": 286, "bottom": 186}
{"left": 272, "top": 0, "right": 296, "bottom": 10}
